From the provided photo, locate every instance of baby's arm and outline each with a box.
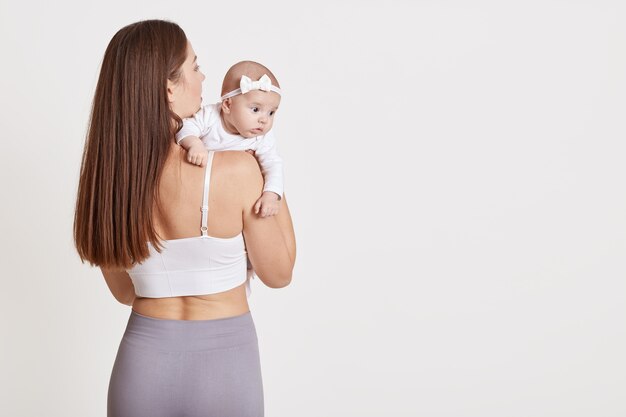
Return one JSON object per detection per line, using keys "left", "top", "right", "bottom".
{"left": 253, "top": 133, "right": 284, "bottom": 217}
{"left": 179, "top": 136, "right": 209, "bottom": 167}
{"left": 175, "top": 105, "right": 217, "bottom": 167}
{"left": 254, "top": 190, "right": 281, "bottom": 217}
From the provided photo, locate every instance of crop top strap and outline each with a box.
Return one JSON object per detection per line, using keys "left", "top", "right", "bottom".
{"left": 201, "top": 151, "right": 215, "bottom": 236}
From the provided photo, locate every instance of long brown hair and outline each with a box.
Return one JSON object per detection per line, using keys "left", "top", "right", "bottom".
{"left": 74, "top": 20, "right": 187, "bottom": 268}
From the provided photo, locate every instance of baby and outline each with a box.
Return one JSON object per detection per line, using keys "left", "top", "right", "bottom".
{"left": 176, "top": 61, "right": 284, "bottom": 218}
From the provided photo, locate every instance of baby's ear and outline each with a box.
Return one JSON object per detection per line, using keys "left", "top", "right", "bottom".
{"left": 221, "top": 98, "right": 232, "bottom": 114}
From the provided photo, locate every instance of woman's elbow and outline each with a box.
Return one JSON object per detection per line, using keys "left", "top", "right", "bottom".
{"left": 261, "top": 271, "right": 293, "bottom": 289}
{"left": 115, "top": 294, "right": 136, "bottom": 306}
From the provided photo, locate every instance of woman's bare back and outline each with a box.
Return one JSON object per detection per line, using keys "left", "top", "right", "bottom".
{"left": 132, "top": 148, "right": 255, "bottom": 320}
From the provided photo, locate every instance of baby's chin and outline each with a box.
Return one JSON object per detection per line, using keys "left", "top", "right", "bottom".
{"left": 240, "top": 130, "right": 264, "bottom": 138}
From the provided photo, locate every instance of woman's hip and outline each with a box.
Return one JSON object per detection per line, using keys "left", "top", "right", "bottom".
{"left": 107, "top": 310, "right": 264, "bottom": 416}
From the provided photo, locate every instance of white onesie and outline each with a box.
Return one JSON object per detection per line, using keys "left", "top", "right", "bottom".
{"left": 175, "top": 103, "right": 284, "bottom": 197}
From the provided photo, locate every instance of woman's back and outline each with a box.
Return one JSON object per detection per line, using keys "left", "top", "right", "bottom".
{"left": 155, "top": 148, "right": 247, "bottom": 242}
{"left": 130, "top": 148, "right": 295, "bottom": 320}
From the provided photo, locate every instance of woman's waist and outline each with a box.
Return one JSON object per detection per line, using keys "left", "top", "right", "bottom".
{"left": 131, "top": 283, "right": 250, "bottom": 321}
{"left": 124, "top": 290, "right": 256, "bottom": 352}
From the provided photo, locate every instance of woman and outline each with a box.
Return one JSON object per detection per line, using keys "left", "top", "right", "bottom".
{"left": 74, "top": 20, "right": 296, "bottom": 417}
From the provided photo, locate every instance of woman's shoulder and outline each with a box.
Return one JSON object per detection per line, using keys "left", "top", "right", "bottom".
{"left": 213, "top": 150, "right": 260, "bottom": 172}
{"left": 211, "top": 151, "right": 263, "bottom": 206}
{"left": 164, "top": 147, "right": 262, "bottom": 191}
{"left": 212, "top": 151, "right": 263, "bottom": 183}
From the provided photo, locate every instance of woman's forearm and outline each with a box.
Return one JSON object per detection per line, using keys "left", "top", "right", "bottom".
{"left": 276, "top": 195, "right": 296, "bottom": 266}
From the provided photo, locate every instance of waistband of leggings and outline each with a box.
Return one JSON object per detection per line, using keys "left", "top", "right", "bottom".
{"left": 122, "top": 309, "right": 257, "bottom": 352}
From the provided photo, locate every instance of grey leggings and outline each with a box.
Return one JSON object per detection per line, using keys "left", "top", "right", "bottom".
{"left": 107, "top": 310, "right": 264, "bottom": 417}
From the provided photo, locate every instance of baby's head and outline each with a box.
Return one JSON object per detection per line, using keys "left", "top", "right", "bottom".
{"left": 220, "top": 61, "right": 281, "bottom": 138}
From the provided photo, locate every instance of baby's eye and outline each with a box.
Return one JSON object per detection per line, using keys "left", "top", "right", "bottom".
{"left": 269, "top": 111, "right": 275, "bottom": 116}
{"left": 194, "top": 64, "right": 201, "bottom": 72}
{"left": 251, "top": 107, "right": 259, "bottom": 113}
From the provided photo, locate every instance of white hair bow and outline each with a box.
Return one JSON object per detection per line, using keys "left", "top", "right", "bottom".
{"left": 240, "top": 74, "right": 273, "bottom": 94}
{"left": 221, "top": 74, "right": 282, "bottom": 101}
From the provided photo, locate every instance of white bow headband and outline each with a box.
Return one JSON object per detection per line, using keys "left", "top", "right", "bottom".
{"left": 220, "top": 74, "right": 282, "bottom": 101}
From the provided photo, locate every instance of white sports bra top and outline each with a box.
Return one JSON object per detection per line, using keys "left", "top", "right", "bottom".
{"left": 127, "top": 151, "right": 251, "bottom": 298}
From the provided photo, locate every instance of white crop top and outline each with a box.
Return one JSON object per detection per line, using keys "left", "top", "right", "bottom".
{"left": 127, "top": 151, "right": 251, "bottom": 298}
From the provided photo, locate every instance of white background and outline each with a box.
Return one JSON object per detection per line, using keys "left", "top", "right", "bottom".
{"left": 1, "top": 0, "right": 625, "bottom": 416}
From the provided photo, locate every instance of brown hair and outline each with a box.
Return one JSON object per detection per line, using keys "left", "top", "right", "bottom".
{"left": 74, "top": 20, "right": 187, "bottom": 268}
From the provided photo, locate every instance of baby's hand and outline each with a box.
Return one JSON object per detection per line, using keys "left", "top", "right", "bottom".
{"left": 254, "top": 192, "right": 281, "bottom": 218}
{"left": 187, "top": 141, "right": 209, "bottom": 167}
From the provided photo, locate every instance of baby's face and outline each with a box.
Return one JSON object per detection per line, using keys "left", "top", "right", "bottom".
{"left": 225, "top": 90, "right": 281, "bottom": 138}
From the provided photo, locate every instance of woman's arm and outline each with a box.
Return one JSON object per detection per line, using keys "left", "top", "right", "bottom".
{"left": 272, "top": 195, "right": 296, "bottom": 265}
{"left": 239, "top": 154, "right": 296, "bottom": 288}
{"left": 100, "top": 268, "right": 137, "bottom": 306}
